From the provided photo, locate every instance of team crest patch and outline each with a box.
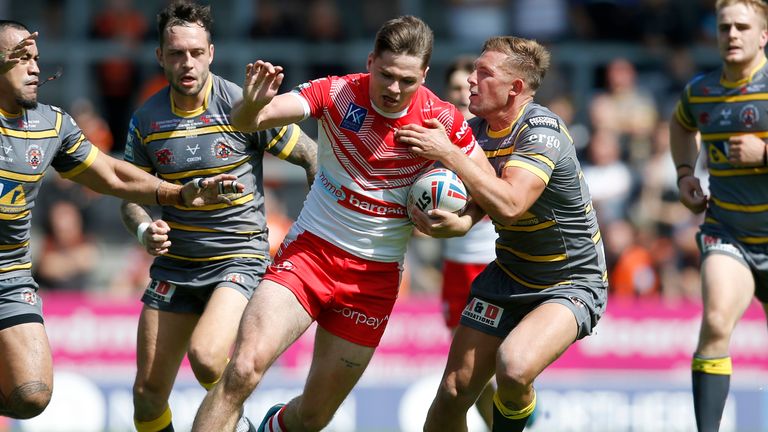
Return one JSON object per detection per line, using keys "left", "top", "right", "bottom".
{"left": 461, "top": 297, "right": 503, "bottom": 328}
{"left": 223, "top": 273, "right": 245, "bottom": 284}
{"left": 154, "top": 148, "right": 174, "bottom": 166}
{"left": 340, "top": 102, "right": 367, "bottom": 132}
{"left": 20, "top": 288, "right": 38, "bottom": 306}
{"left": 25, "top": 144, "right": 43, "bottom": 168}
{"left": 146, "top": 280, "right": 176, "bottom": 303}
{"left": 212, "top": 138, "right": 233, "bottom": 160}
{"left": 740, "top": 104, "right": 759, "bottom": 128}
{"left": 526, "top": 116, "right": 560, "bottom": 132}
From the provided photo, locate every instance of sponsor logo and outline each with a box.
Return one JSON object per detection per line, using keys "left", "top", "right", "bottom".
{"left": 526, "top": 116, "right": 560, "bottom": 132}
{"left": 146, "top": 280, "right": 176, "bottom": 303}
{"left": 25, "top": 144, "right": 43, "bottom": 168}
{"left": 319, "top": 170, "right": 407, "bottom": 218}
{"left": 154, "top": 148, "right": 175, "bottom": 166}
{"left": 340, "top": 102, "right": 367, "bottom": 132}
{"left": 212, "top": 138, "right": 233, "bottom": 160}
{"left": 270, "top": 260, "right": 295, "bottom": 272}
{"left": 461, "top": 298, "right": 503, "bottom": 328}
{"left": 332, "top": 307, "right": 389, "bottom": 329}
{"left": 186, "top": 144, "right": 200, "bottom": 155}
{"left": 698, "top": 112, "right": 710, "bottom": 125}
{"left": 700, "top": 234, "right": 742, "bottom": 257}
{"left": 223, "top": 273, "right": 245, "bottom": 284}
{"left": 455, "top": 121, "right": 471, "bottom": 142}
{"left": 718, "top": 108, "right": 732, "bottom": 126}
{"left": 740, "top": 104, "right": 759, "bottom": 128}
{"left": 747, "top": 83, "right": 766, "bottom": 92}
{"left": 20, "top": 288, "right": 38, "bottom": 306}
{"left": 0, "top": 179, "right": 26, "bottom": 207}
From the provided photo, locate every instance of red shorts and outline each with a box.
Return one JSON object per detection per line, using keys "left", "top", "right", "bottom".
{"left": 264, "top": 231, "right": 401, "bottom": 347}
{"left": 441, "top": 260, "right": 488, "bottom": 328}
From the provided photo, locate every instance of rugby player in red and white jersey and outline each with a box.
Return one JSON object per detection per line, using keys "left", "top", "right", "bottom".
{"left": 192, "top": 15, "right": 493, "bottom": 432}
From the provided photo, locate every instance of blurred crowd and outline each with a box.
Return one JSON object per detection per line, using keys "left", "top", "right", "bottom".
{"left": 4, "top": 0, "right": 720, "bottom": 304}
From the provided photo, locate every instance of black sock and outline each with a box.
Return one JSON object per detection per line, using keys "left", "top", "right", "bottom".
{"left": 492, "top": 390, "right": 535, "bottom": 432}
{"left": 692, "top": 356, "right": 731, "bottom": 432}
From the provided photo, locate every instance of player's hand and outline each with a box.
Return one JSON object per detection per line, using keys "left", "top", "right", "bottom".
{"left": 396, "top": 119, "right": 458, "bottom": 162}
{"left": 242, "top": 60, "right": 284, "bottom": 111}
{"left": 0, "top": 32, "right": 37, "bottom": 74}
{"left": 142, "top": 220, "right": 171, "bottom": 256}
{"left": 677, "top": 175, "right": 707, "bottom": 214}
{"left": 182, "top": 174, "right": 245, "bottom": 207}
{"left": 408, "top": 203, "right": 473, "bottom": 238}
{"left": 728, "top": 135, "right": 766, "bottom": 166}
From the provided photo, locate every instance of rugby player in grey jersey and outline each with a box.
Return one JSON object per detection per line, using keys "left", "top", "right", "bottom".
{"left": 119, "top": 3, "right": 317, "bottom": 432}
{"left": 397, "top": 36, "right": 607, "bottom": 431}
{"left": 0, "top": 19, "right": 241, "bottom": 421}
{"left": 671, "top": 1, "right": 768, "bottom": 430}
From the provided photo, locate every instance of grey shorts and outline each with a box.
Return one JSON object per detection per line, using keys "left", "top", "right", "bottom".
{"left": 698, "top": 225, "right": 768, "bottom": 302}
{"left": 0, "top": 276, "right": 44, "bottom": 330}
{"left": 142, "top": 258, "right": 269, "bottom": 314}
{"left": 459, "top": 261, "right": 607, "bottom": 340}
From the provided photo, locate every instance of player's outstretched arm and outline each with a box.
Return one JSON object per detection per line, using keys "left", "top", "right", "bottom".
{"left": 232, "top": 60, "right": 305, "bottom": 132}
{"left": 71, "top": 152, "right": 244, "bottom": 207}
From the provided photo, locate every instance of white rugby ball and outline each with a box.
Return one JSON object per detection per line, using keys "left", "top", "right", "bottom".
{"left": 408, "top": 168, "right": 468, "bottom": 215}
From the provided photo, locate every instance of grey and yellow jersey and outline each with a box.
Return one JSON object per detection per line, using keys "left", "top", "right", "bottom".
{"left": 125, "top": 74, "right": 301, "bottom": 261}
{"left": 472, "top": 103, "right": 607, "bottom": 290}
{"left": 0, "top": 104, "right": 98, "bottom": 279}
{"left": 675, "top": 58, "right": 768, "bottom": 244}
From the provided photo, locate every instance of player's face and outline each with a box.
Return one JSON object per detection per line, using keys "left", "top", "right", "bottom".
{"left": 446, "top": 69, "right": 473, "bottom": 119}
{"left": 367, "top": 51, "right": 427, "bottom": 113}
{"left": 0, "top": 28, "right": 40, "bottom": 111}
{"left": 157, "top": 24, "right": 213, "bottom": 98}
{"left": 717, "top": 3, "right": 768, "bottom": 66}
{"left": 467, "top": 50, "right": 516, "bottom": 118}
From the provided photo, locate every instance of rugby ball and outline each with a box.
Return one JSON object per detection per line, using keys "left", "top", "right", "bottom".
{"left": 408, "top": 168, "right": 468, "bottom": 215}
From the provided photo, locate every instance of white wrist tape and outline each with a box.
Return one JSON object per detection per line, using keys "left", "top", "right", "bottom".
{"left": 136, "top": 222, "right": 150, "bottom": 246}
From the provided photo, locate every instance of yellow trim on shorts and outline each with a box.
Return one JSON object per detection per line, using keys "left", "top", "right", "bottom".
{"left": 163, "top": 252, "right": 266, "bottom": 262}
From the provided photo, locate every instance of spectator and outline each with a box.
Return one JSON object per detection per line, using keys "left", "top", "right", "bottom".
{"left": 33, "top": 201, "right": 99, "bottom": 292}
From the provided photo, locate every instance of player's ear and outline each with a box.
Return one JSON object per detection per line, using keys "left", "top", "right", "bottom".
{"left": 510, "top": 78, "right": 524, "bottom": 96}
{"left": 366, "top": 52, "right": 374, "bottom": 72}
{"left": 209, "top": 44, "right": 215, "bottom": 65}
{"left": 421, "top": 66, "right": 429, "bottom": 84}
{"left": 155, "top": 47, "right": 163, "bottom": 67}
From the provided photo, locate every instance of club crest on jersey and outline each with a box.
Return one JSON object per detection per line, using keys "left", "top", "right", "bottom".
{"left": 154, "top": 148, "right": 175, "bottom": 166}
{"left": 461, "top": 297, "right": 503, "bottom": 328}
{"left": 340, "top": 102, "right": 367, "bottom": 132}
{"left": 740, "top": 104, "right": 759, "bottom": 128}
{"left": 212, "top": 138, "right": 233, "bottom": 160}
{"left": 25, "top": 144, "right": 43, "bottom": 168}
{"left": 20, "top": 288, "right": 38, "bottom": 306}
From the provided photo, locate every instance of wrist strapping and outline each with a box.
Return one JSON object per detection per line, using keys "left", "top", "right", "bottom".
{"left": 136, "top": 222, "right": 150, "bottom": 246}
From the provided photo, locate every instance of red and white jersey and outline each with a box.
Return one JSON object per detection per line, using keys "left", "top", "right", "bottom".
{"left": 289, "top": 73, "right": 476, "bottom": 262}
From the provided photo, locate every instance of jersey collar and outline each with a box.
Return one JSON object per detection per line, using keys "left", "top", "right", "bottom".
{"left": 170, "top": 75, "right": 213, "bottom": 118}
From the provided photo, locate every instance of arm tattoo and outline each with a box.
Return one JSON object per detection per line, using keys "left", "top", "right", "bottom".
{"left": 119, "top": 200, "right": 153, "bottom": 233}
{"left": 285, "top": 129, "right": 318, "bottom": 187}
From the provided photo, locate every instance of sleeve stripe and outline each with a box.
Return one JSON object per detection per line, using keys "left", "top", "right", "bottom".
{"left": 59, "top": 146, "right": 100, "bottom": 179}
{"left": 65, "top": 133, "right": 87, "bottom": 154}
{"left": 54, "top": 111, "right": 62, "bottom": 134}
{"left": 504, "top": 160, "right": 550, "bottom": 183}
{"left": 273, "top": 125, "right": 300, "bottom": 160}
{"left": 526, "top": 153, "right": 555, "bottom": 170}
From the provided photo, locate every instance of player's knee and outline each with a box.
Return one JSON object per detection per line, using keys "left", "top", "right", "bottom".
{"left": 496, "top": 361, "right": 535, "bottom": 391}
{"left": 435, "top": 375, "right": 476, "bottom": 409}
{"left": 226, "top": 355, "right": 265, "bottom": 394}
{"left": 6, "top": 390, "right": 51, "bottom": 419}
{"left": 187, "top": 344, "right": 226, "bottom": 381}
{"left": 701, "top": 310, "right": 734, "bottom": 341}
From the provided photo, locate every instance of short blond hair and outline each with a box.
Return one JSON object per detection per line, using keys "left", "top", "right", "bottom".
{"left": 716, "top": 0, "right": 768, "bottom": 28}
{"left": 482, "top": 36, "right": 551, "bottom": 92}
